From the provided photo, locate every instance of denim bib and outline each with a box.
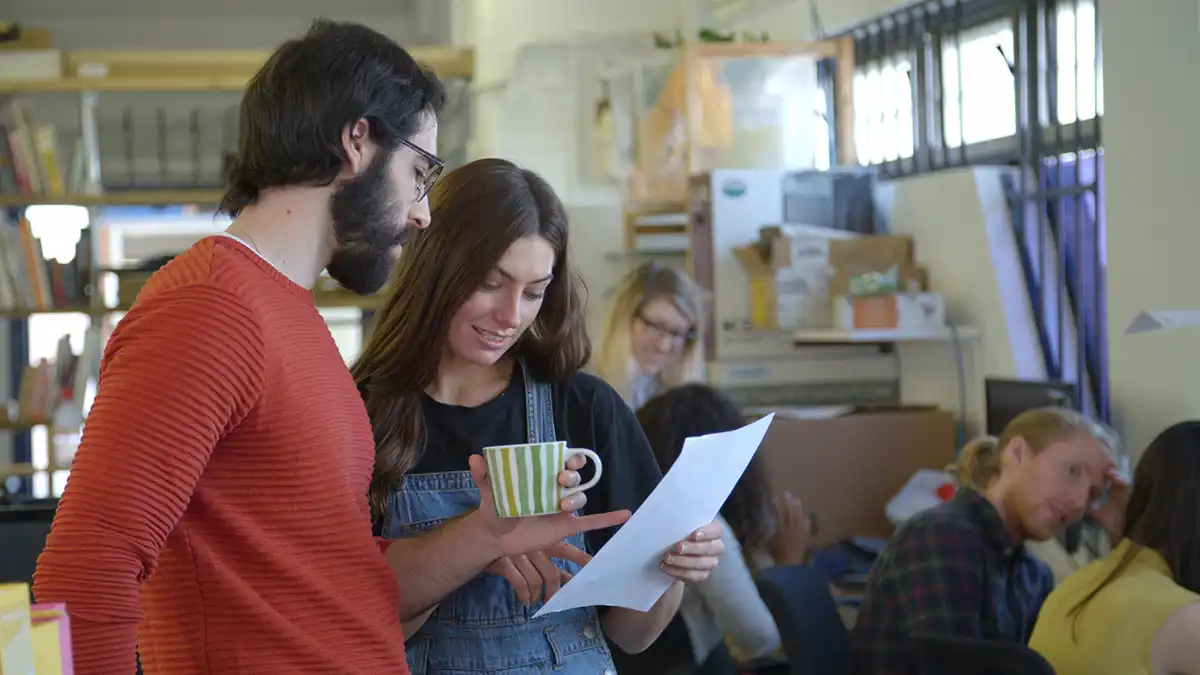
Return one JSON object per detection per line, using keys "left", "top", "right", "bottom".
{"left": 380, "top": 361, "right": 617, "bottom": 674}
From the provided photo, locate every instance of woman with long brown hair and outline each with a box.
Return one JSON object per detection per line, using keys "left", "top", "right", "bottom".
{"left": 352, "top": 158, "right": 725, "bottom": 674}
{"left": 1030, "top": 421, "right": 1200, "bottom": 675}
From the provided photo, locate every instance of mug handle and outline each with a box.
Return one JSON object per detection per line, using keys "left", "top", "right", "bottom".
{"left": 562, "top": 448, "right": 603, "bottom": 497}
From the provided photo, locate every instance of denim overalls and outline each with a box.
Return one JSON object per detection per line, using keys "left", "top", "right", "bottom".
{"left": 381, "top": 362, "right": 618, "bottom": 675}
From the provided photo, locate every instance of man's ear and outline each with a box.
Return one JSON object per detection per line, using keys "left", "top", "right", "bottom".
{"left": 1006, "top": 436, "right": 1033, "bottom": 468}
{"left": 340, "top": 118, "right": 372, "bottom": 175}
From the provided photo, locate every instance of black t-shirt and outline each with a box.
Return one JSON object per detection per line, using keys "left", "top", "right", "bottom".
{"left": 412, "top": 369, "right": 663, "bottom": 553}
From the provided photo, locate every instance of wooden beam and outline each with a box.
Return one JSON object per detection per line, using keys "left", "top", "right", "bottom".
{"left": 834, "top": 37, "right": 858, "bottom": 167}
{"left": 64, "top": 46, "right": 474, "bottom": 81}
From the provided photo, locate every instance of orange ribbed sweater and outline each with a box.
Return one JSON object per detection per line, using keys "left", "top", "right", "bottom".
{"left": 34, "top": 237, "right": 407, "bottom": 674}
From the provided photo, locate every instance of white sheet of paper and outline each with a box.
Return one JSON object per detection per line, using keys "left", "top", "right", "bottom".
{"left": 1126, "top": 310, "right": 1200, "bottom": 334}
{"left": 533, "top": 413, "right": 775, "bottom": 617}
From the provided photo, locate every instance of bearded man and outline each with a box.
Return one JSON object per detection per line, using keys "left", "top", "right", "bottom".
{"left": 33, "top": 20, "right": 627, "bottom": 675}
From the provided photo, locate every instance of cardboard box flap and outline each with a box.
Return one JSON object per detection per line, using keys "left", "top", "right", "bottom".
{"left": 734, "top": 245, "right": 772, "bottom": 276}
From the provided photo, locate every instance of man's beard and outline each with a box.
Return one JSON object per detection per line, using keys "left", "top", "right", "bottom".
{"left": 326, "top": 150, "right": 412, "bottom": 295}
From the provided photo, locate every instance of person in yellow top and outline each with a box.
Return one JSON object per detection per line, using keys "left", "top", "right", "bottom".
{"left": 1029, "top": 420, "right": 1200, "bottom": 675}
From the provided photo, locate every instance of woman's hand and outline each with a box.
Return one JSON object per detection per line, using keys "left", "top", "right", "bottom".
{"left": 466, "top": 453, "right": 629, "bottom": 563}
{"left": 770, "top": 491, "right": 816, "bottom": 566}
{"left": 485, "top": 542, "right": 592, "bottom": 604}
{"left": 660, "top": 520, "right": 725, "bottom": 583}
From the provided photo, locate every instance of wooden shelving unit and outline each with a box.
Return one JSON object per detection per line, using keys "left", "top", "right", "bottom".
{"left": 0, "top": 189, "right": 224, "bottom": 207}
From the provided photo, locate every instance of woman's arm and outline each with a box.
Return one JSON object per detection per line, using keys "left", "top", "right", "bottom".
{"left": 690, "top": 522, "right": 781, "bottom": 661}
{"left": 1151, "top": 602, "right": 1200, "bottom": 675}
{"left": 603, "top": 582, "right": 685, "bottom": 654}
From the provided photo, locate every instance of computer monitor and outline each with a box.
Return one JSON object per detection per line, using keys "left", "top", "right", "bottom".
{"left": 984, "top": 378, "right": 1078, "bottom": 436}
{"left": 0, "top": 505, "right": 57, "bottom": 595}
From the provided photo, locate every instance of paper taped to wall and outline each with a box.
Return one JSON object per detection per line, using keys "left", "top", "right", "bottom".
{"left": 1126, "top": 310, "right": 1200, "bottom": 334}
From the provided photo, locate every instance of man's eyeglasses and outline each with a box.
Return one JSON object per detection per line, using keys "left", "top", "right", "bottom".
{"left": 399, "top": 138, "right": 444, "bottom": 202}
{"left": 636, "top": 312, "right": 697, "bottom": 343}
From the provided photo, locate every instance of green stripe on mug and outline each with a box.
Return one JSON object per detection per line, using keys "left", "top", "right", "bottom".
{"left": 481, "top": 441, "right": 603, "bottom": 518}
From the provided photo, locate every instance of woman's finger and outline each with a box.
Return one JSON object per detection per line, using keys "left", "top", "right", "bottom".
{"left": 660, "top": 563, "right": 713, "bottom": 583}
{"left": 565, "top": 454, "right": 587, "bottom": 471}
{"left": 513, "top": 555, "right": 543, "bottom": 605}
{"left": 529, "top": 552, "right": 562, "bottom": 602}
{"left": 544, "top": 541, "right": 593, "bottom": 567}
{"left": 690, "top": 521, "right": 724, "bottom": 542}
{"left": 661, "top": 551, "right": 720, "bottom": 571}
{"left": 559, "top": 490, "right": 587, "bottom": 513}
{"left": 672, "top": 538, "right": 725, "bottom": 557}
{"left": 557, "top": 469, "right": 581, "bottom": 489}
{"left": 494, "top": 558, "right": 531, "bottom": 604}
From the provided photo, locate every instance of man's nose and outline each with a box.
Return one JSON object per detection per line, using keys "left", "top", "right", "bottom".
{"left": 408, "top": 197, "right": 431, "bottom": 230}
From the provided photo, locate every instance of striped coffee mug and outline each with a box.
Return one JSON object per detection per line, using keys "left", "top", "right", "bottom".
{"left": 482, "top": 441, "right": 603, "bottom": 518}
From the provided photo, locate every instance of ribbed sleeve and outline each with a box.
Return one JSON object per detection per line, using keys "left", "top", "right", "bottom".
{"left": 33, "top": 284, "right": 266, "bottom": 674}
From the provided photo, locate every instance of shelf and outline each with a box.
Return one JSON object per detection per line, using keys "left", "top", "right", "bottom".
{"left": 0, "top": 189, "right": 224, "bottom": 207}
{"left": 0, "top": 306, "right": 101, "bottom": 318}
{"left": 0, "top": 76, "right": 251, "bottom": 93}
{"left": 0, "top": 47, "right": 476, "bottom": 94}
{"left": 0, "top": 420, "right": 49, "bottom": 431}
{"left": 0, "top": 463, "right": 39, "bottom": 477}
{"left": 793, "top": 326, "right": 982, "bottom": 344}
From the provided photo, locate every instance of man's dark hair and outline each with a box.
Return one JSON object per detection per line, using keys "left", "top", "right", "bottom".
{"left": 220, "top": 19, "right": 446, "bottom": 216}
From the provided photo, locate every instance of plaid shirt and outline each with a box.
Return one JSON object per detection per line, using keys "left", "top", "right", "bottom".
{"left": 850, "top": 489, "right": 1055, "bottom": 675}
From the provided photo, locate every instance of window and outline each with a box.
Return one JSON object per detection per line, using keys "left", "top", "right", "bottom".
{"left": 1053, "top": 0, "right": 1102, "bottom": 125}
{"left": 813, "top": 86, "right": 832, "bottom": 170}
{"left": 942, "top": 20, "right": 1017, "bottom": 147}
{"left": 321, "top": 307, "right": 367, "bottom": 364}
{"left": 853, "top": 56, "right": 915, "bottom": 165}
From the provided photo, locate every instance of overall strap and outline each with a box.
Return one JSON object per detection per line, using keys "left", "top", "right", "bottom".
{"left": 519, "top": 359, "right": 557, "bottom": 444}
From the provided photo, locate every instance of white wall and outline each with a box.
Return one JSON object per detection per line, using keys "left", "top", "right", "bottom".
{"left": 878, "top": 167, "right": 1044, "bottom": 435}
{"left": 1101, "top": 0, "right": 1200, "bottom": 458}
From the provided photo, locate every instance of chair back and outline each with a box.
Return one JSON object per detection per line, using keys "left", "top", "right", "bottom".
{"left": 754, "top": 565, "right": 851, "bottom": 675}
{"left": 0, "top": 504, "right": 56, "bottom": 591}
{"left": 908, "top": 635, "right": 1056, "bottom": 675}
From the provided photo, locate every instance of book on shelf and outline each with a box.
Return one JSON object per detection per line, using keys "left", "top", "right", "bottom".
{"left": 0, "top": 214, "right": 93, "bottom": 313}
{"left": 0, "top": 97, "right": 84, "bottom": 198}
{"left": 12, "top": 329, "right": 100, "bottom": 426}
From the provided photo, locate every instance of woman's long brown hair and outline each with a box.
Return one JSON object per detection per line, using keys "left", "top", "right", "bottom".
{"left": 352, "top": 158, "right": 590, "bottom": 522}
{"left": 1067, "top": 421, "right": 1200, "bottom": 640}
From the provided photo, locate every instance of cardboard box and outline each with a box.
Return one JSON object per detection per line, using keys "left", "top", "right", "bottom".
{"left": 734, "top": 245, "right": 834, "bottom": 331}
{"left": 689, "top": 170, "right": 854, "bottom": 359}
{"left": 829, "top": 235, "right": 914, "bottom": 270}
{"left": 755, "top": 408, "right": 957, "bottom": 543}
{"left": 834, "top": 293, "right": 947, "bottom": 332}
{"left": 828, "top": 263, "right": 929, "bottom": 296}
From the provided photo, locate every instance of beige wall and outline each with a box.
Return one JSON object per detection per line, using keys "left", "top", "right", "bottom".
{"left": 1101, "top": 0, "right": 1200, "bottom": 459}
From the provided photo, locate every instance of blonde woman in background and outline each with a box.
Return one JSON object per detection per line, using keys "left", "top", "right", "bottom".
{"left": 851, "top": 407, "right": 1128, "bottom": 675}
{"left": 596, "top": 262, "right": 706, "bottom": 409}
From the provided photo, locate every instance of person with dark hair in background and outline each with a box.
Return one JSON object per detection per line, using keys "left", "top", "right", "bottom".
{"left": 33, "top": 21, "right": 618, "bottom": 675}
{"left": 618, "top": 383, "right": 814, "bottom": 675}
{"left": 353, "top": 158, "right": 725, "bottom": 675}
{"left": 1030, "top": 421, "right": 1200, "bottom": 675}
